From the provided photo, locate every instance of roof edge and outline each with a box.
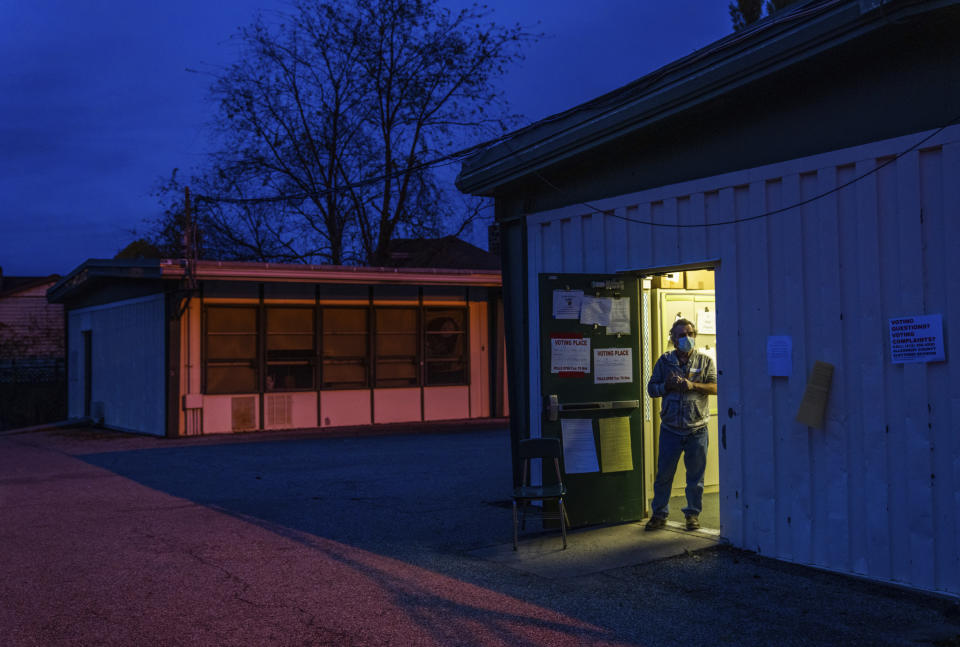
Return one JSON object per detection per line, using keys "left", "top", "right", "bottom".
{"left": 457, "top": 0, "right": 956, "bottom": 196}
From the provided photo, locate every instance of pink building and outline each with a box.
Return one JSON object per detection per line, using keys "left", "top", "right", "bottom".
{"left": 48, "top": 259, "right": 507, "bottom": 437}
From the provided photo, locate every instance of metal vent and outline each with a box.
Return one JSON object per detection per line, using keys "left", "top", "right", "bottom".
{"left": 265, "top": 394, "right": 293, "bottom": 428}
{"left": 231, "top": 396, "right": 257, "bottom": 431}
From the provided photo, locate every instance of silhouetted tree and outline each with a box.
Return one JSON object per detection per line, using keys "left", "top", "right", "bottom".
{"left": 115, "top": 238, "right": 164, "bottom": 260}
{"left": 729, "top": 0, "right": 799, "bottom": 31}
{"left": 153, "top": 0, "right": 533, "bottom": 266}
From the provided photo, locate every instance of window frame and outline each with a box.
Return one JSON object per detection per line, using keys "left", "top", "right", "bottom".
{"left": 263, "top": 305, "right": 316, "bottom": 392}
{"left": 372, "top": 305, "right": 421, "bottom": 388}
{"left": 201, "top": 297, "right": 474, "bottom": 395}
{"left": 203, "top": 304, "right": 260, "bottom": 395}
{"left": 319, "top": 305, "right": 371, "bottom": 389}
{"left": 422, "top": 306, "right": 470, "bottom": 387}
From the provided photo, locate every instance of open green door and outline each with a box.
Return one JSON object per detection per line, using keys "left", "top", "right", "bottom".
{"left": 539, "top": 273, "right": 645, "bottom": 527}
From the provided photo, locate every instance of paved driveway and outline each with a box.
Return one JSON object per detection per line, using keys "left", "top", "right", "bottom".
{"left": 1, "top": 426, "right": 958, "bottom": 646}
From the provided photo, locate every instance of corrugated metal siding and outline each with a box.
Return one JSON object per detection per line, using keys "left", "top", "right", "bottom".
{"left": 67, "top": 294, "right": 166, "bottom": 436}
{"left": 524, "top": 125, "right": 960, "bottom": 594}
{"left": 0, "top": 283, "right": 63, "bottom": 358}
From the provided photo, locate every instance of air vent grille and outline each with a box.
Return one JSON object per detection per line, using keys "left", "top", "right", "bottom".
{"left": 266, "top": 394, "right": 293, "bottom": 428}
{"left": 231, "top": 396, "right": 257, "bottom": 431}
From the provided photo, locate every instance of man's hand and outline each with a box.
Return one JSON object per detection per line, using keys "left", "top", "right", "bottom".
{"left": 666, "top": 374, "right": 685, "bottom": 392}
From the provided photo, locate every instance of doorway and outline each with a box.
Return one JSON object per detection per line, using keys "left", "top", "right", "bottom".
{"left": 641, "top": 268, "right": 719, "bottom": 530}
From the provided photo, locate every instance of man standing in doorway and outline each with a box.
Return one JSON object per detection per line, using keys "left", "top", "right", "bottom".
{"left": 645, "top": 318, "right": 717, "bottom": 531}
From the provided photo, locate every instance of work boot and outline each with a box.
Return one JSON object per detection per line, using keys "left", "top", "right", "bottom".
{"left": 685, "top": 514, "right": 700, "bottom": 531}
{"left": 645, "top": 516, "right": 666, "bottom": 531}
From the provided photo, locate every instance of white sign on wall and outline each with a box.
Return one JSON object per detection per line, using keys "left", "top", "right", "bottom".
{"left": 550, "top": 334, "right": 591, "bottom": 374}
{"left": 593, "top": 348, "right": 633, "bottom": 384}
{"left": 889, "top": 314, "right": 945, "bottom": 363}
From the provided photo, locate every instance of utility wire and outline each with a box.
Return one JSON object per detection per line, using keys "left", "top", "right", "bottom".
{"left": 524, "top": 114, "right": 960, "bottom": 230}
{"left": 190, "top": 1, "right": 844, "bottom": 207}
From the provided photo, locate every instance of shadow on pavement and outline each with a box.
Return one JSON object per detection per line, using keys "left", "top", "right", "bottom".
{"left": 76, "top": 429, "right": 960, "bottom": 647}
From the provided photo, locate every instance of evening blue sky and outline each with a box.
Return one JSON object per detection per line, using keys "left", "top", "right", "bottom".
{"left": 0, "top": 1, "right": 731, "bottom": 276}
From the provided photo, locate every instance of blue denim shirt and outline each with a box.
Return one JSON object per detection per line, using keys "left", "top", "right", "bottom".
{"left": 647, "top": 349, "right": 717, "bottom": 435}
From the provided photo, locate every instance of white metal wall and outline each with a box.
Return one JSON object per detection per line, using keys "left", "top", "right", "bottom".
{"left": 526, "top": 125, "right": 960, "bottom": 595}
{"left": 68, "top": 294, "right": 166, "bottom": 436}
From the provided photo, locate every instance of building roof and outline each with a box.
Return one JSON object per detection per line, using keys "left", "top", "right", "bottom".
{"left": 47, "top": 257, "right": 501, "bottom": 304}
{"left": 0, "top": 275, "right": 61, "bottom": 299}
{"left": 457, "top": 0, "right": 959, "bottom": 196}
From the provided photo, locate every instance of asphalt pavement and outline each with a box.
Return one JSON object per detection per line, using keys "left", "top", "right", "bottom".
{"left": 1, "top": 424, "right": 958, "bottom": 646}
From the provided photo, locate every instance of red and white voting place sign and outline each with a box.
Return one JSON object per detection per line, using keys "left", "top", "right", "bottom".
{"left": 550, "top": 333, "right": 590, "bottom": 375}
{"left": 594, "top": 348, "right": 632, "bottom": 384}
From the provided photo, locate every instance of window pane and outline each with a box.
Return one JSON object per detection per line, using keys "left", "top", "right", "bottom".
{"left": 268, "top": 333, "right": 314, "bottom": 352}
{"left": 266, "top": 363, "right": 314, "bottom": 390}
{"left": 425, "top": 309, "right": 465, "bottom": 332}
{"left": 374, "top": 307, "right": 417, "bottom": 387}
{"left": 375, "top": 360, "right": 418, "bottom": 386}
{"left": 424, "top": 308, "right": 467, "bottom": 385}
{"left": 376, "top": 308, "right": 417, "bottom": 332}
{"left": 322, "top": 360, "right": 368, "bottom": 387}
{"left": 268, "top": 308, "right": 313, "bottom": 334}
{"left": 208, "top": 334, "right": 257, "bottom": 360}
{"left": 323, "top": 308, "right": 367, "bottom": 332}
{"left": 207, "top": 365, "right": 257, "bottom": 393}
{"left": 322, "top": 333, "right": 367, "bottom": 358}
{"left": 321, "top": 308, "right": 369, "bottom": 388}
{"left": 425, "top": 332, "right": 464, "bottom": 359}
{"left": 426, "top": 362, "right": 466, "bottom": 385}
{"left": 376, "top": 333, "right": 417, "bottom": 356}
{"left": 207, "top": 308, "right": 256, "bottom": 333}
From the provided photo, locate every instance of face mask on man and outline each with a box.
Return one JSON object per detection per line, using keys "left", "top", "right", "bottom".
{"left": 676, "top": 335, "right": 695, "bottom": 352}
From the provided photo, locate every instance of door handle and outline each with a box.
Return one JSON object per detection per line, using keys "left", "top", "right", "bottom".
{"left": 557, "top": 399, "right": 640, "bottom": 413}
{"left": 546, "top": 394, "right": 559, "bottom": 421}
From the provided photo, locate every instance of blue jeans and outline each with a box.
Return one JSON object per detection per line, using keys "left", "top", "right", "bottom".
{"left": 650, "top": 426, "right": 708, "bottom": 518}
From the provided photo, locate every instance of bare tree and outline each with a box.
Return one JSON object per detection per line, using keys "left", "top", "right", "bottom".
{"left": 152, "top": 0, "right": 532, "bottom": 265}
{"left": 729, "top": 0, "right": 799, "bottom": 31}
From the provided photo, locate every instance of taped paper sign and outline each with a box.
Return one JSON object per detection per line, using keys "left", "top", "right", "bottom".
{"left": 697, "top": 309, "right": 716, "bottom": 335}
{"left": 580, "top": 296, "right": 612, "bottom": 326}
{"left": 550, "top": 334, "right": 590, "bottom": 374}
{"left": 594, "top": 348, "right": 632, "bottom": 384}
{"left": 606, "top": 298, "right": 631, "bottom": 334}
{"left": 561, "top": 419, "right": 599, "bottom": 473}
{"left": 889, "top": 314, "right": 945, "bottom": 363}
{"left": 767, "top": 335, "right": 792, "bottom": 377}
{"left": 553, "top": 290, "right": 583, "bottom": 320}
{"left": 598, "top": 417, "right": 633, "bottom": 472}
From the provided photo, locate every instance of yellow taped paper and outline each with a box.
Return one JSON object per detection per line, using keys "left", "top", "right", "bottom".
{"left": 598, "top": 416, "right": 633, "bottom": 472}
{"left": 795, "top": 361, "right": 834, "bottom": 429}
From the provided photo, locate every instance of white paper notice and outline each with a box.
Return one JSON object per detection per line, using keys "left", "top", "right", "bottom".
{"left": 606, "top": 298, "right": 631, "bottom": 334}
{"left": 697, "top": 309, "right": 716, "bottom": 335}
{"left": 594, "top": 348, "right": 633, "bottom": 384}
{"left": 889, "top": 314, "right": 945, "bottom": 363}
{"left": 550, "top": 335, "right": 591, "bottom": 374}
{"left": 560, "top": 419, "right": 599, "bottom": 474}
{"left": 579, "top": 296, "right": 612, "bottom": 326}
{"left": 553, "top": 290, "right": 583, "bottom": 320}
{"left": 701, "top": 345, "right": 717, "bottom": 365}
{"left": 767, "top": 336, "right": 792, "bottom": 377}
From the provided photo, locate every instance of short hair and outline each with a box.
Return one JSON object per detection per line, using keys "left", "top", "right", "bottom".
{"left": 669, "top": 318, "right": 697, "bottom": 340}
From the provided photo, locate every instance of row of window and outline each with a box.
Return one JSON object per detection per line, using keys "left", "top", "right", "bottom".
{"left": 204, "top": 305, "right": 469, "bottom": 394}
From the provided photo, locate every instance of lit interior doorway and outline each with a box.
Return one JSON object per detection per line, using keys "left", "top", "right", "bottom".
{"left": 641, "top": 268, "right": 719, "bottom": 530}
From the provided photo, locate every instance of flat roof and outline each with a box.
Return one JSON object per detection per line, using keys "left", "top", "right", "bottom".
{"left": 159, "top": 260, "right": 502, "bottom": 286}
{"left": 48, "top": 258, "right": 501, "bottom": 303}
